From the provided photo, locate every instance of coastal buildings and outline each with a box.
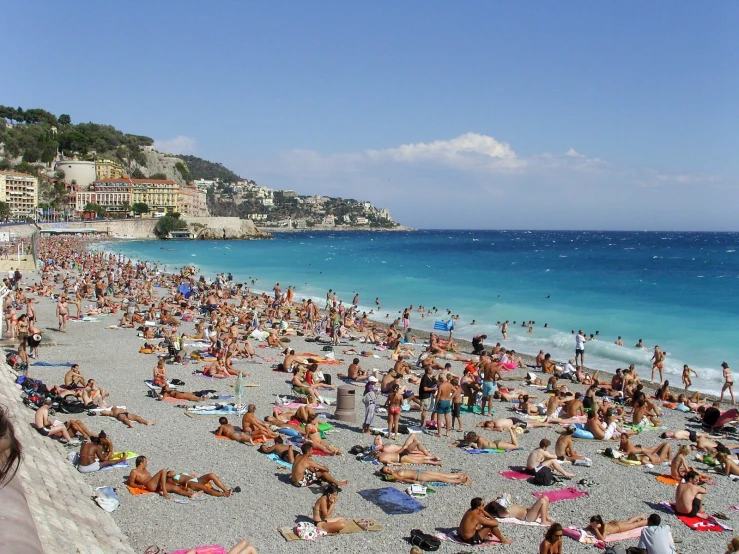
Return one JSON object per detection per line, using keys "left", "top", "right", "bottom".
{"left": 54, "top": 159, "right": 97, "bottom": 187}
{"left": 177, "top": 186, "right": 209, "bottom": 217}
{"left": 131, "top": 178, "right": 178, "bottom": 214}
{"left": 74, "top": 178, "right": 132, "bottom": 215}
{"left": 94, "top": 159, "right": 123, "bottom": 180}
{"left": 0, "top": 171, "right": 39, "bottom": 217}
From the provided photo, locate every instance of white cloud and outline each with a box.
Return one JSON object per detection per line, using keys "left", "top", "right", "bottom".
{"left": 153, "top": 135, "right": 198, "bottom": 155}
{"left": 565, "top": 147, "right": 583, "bottom": 157}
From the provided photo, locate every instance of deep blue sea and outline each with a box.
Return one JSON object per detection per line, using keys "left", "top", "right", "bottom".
{"left": 103, "top": 230, "right": 739, "bottom": 395}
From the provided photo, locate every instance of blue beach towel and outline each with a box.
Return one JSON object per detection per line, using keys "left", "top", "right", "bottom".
{"left": 358, "top": 487, "right": 425, "bottom": 515}
{"left": 31, "top": 361, "right": 74, "bottom": 367}
{"left": 464, "top": 448, "right": 508, "bottom": 454}
{"left": 433, "top": 320, "right": 454, "bottom": 332}
{"left": 266, "top": 453, "right": 292, "bottom": 469}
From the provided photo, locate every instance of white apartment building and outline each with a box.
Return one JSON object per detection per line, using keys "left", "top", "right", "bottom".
{"left": 0, "top": 171, "right": 39, "bottom": 217}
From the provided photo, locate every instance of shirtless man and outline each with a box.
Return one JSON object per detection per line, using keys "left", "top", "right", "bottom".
{"left": 78, "top": 431, "right": 123, "bottom": 472}
{"left": 242, "top": 405, "right": 279, "bottom": 441}
{"left": 158, "top": 383, "right": 213, "bottom": 402}
{"left": 526, "top": 439, "right": 575, "bottom": 478}
{"left": 675, "top": 471, "right": 707, "bottom": 517}
{"left": 555, "top": 427, "right": 590, "bottom": 465}
{"left": 480, "top": 355, "right": 501, "bottom": 416}
{"left": 56, "top": 295, "right": 69, "bottom": 332}
{"left": 477, "top": 417, "right": 551, "bottom": 431}
{"left": 64, "top": 364, "right": 85, "bottom": 388}
{"left": 258, "top": 436, "right": 296, "bottom": 463}
{"left": 94, "top": 406, "right": 155, "bottom": 428}
{"left": 215, "top": 416, "right": 254, "bottom": 444}
{"left": 564, "top": 392, "right": 585, "bottom": 419}
{"left": 380, "top": 466, "right": 471, "bottom": 485}
{"left": 651, "top": 346, "right": 665, "bottom": 384}
{"left": 377, "top": 443, "right": 442, "bottom": 465}
{"left": 619, "top": 435, "right": 672, "bottom": 464}
{"left": 346, "top": 358, "right": 368, "bottom": 381}
{"left": 486, "top": 494, "right": 554, "bottom": 525}
{"left": 633, "top": 398, "right": 661, "bottom": 427}
{"left": 128, "top": 456, "right": 202, "bottom": 499}
{"left": 453, "top": 428, "right": 521, "bottom": 452}
{"left": 34, "top": 399, "right": 77, "bottom": 444}
{"left": 435, "top": 373, "right": 455, "bottom": 438}
{"left": 458, "top": 497, "right": 512, "bottom": 545}
{"left": 290, "top": 442, "right": 348, "bottom": 488}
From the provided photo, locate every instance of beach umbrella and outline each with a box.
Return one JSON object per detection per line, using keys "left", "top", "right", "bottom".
{"left": 234, "top": 371, "right": 244, "bottom": 409}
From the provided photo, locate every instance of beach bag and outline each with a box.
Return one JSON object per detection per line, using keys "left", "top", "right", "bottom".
{"left": 60, "top": 396, "right": 86, "bottom": 414}
{"left": 410, "top": 529, "right": 440, "bottom": 551}
{"left": 533, "top": 466, "right": 554, "bottom": 486}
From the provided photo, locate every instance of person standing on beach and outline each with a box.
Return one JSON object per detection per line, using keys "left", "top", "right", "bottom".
{"left": 480, "top": 355, "right": 501, "bottom": 416}
{"left": 418, "top": 366, "right": 438, "bottom": 428}
{"left": 720, "top": 362, "right": 735, "bottom": 405}
{"left": 56, "top": 295, "right": 69, "bottom": 333}
{"left": 651, "top": 346, "right": 665, "bottom": 384}
{"left": 575, "top": 330, "right": 587, "bottom": 369}
{"left": 682, "top": 364, "right": 697, "bottom": 391}
{"left": 435, "top": 373, "right": 454, "bottom": 437}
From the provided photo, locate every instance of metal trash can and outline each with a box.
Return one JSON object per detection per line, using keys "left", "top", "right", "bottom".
{"left": 334, "top": 385, "right": 356, "bottom": 422}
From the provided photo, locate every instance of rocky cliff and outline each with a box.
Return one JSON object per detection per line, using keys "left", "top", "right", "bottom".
{"left": 132, "top": 149, "right": 188, "bottom": 186}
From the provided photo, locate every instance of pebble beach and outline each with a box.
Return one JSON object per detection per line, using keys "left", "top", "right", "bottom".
{"left": 9, "top": 242, "right": 739, "bottom": 554}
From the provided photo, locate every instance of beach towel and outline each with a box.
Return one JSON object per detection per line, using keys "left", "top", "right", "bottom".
{"left": 656, "top": 475, "right": 681, "bottom": 486}
{"left": 169, "top": 546, "right": 228, "bottom": 554}
{"left": 266, "top": 452, "right": 292, "bottom": 469}
{"left": 126, "top": 484, "right": 154, "bottom": 495}
{"left": 500, "top": 469, "right": 531, "bottom": 480}
{"left": 433, "top": 320, "right": 454, "bottom": 332}
{"left": 659, "top": 501, "right": 732, "bottom": 531}
{"left": 564, "top": 526, "right": 643, "bottom": 548}
{"left": 186, "top": 404, "right": 247, "bottom": 416}
{"left": 434, "top": 529, "right": 499, "bottom": 546}
{"left": 93, "top": 486, "right": 120, "bottom": 512}
{"left": 278, "top": 519, "right": 382, "bottom": 541}
{"left": 497, "top": 517, "right": 546, "bottom": 526}
{"left": 532, "top": 487, "right": 589, "bottom": 503}
{"left": 30, "top": 361, "right": 74, "bottom": 367}
{"left": 464, "top": 448, "right": 507, "bottom": 454}
{"left": 358, "top": 487, "right": 425, "bottom": 515}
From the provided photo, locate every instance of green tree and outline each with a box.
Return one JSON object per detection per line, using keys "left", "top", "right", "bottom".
{"left": 0, "top": 202, "right": 10, "bottom": 221}
{"left": 131, "top": 168, "right": 145, "bottom": 178}
{"left": 131, "top": 202, "right": 149, "bottom": 216}
{"left": 149, "top": 172, "right": 168, "bottom": 180}
{"left": 58, "top": 114, "right": 71, "bottom": 125}
{"left": 174, "top": 161, "right": 190, "bottom": 181}
{"left": 83, "top": 202, "right": 106, "bottom": 217}
{"left": 154, "top": 213, "right": 187, "bottom": 238}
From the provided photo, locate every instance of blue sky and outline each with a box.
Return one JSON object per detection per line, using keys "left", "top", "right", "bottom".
{"left": 3, "top": 2, "right": 738, "bottom": 230}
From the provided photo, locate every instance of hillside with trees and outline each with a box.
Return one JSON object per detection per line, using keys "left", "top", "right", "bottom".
{"left": 179, "top": 155, "right": 242, "bottom": 182}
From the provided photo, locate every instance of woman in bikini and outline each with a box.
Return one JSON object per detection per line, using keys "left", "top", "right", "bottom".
{"left": 95, "top": 406, "right": 155, "bottom": 428}
{"left": 671, "top": 445, "right": 708, "bottom": 481}
{"left": 153, "top": 359, "right": 167, "bottom": 386}
{"left": 305, "top": 414, "right": 341, "bottom": 455}
{"left": 452, "top": 428, "right": 520, "bottom": 452}
{"left": 379, "top": 465, "right": 472, "bottom": 485}
{"left": 386, "top": 384, "right": 403, "bottom": 440}
{"left": 312, "top": 484, "right": 346, "bottom": 535}
{"left": 585, "top": 514, "right": 647, "bottom": 540}
{"left": 540, "top": 523, "right": 564, "bottom": 554}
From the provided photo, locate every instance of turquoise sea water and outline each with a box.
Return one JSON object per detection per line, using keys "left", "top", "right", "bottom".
{"left": 104, "top": 230, "right": 739, "bottom": 395}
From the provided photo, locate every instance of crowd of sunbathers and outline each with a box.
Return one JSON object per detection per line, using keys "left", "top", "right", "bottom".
{"left": 5, "top": 234, "right": 739, "bottom": 554}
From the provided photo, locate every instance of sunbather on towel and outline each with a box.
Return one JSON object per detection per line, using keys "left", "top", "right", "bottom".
{"left": 158, "top": 383, "right": 214, "bottom": 402}
{"left": 671, "top": 445, "right": 707, "bottom": 481}
{"left": 242, "top": 404, "right": 279, "bottom": 441}
{"left": 304, "top": 414, "right": 340, "bottom": 455}
{"left": 526, "top": 439, "right": 576, "bottom": 479}
{"left": 312, "top": 484, "right": 346, "bottom": 535}
{"left": 94, "top": 406, "right": 155, "bottom": 428}
{"left": 485, "top": 493, "right": 554, "bottom": 525}
{"left": 676, "top": 470, "right": 708, "bottom": 516}
{"left": 380, "top": 466, "right": 471, "bottom": 485}
{"left": 458, "top": 497, "right": 512, "bottom": 545}
{"left": 77, "top": 431, "right": 123, "bottom": 473}
{"left": 216, "top": 417, "right": 254, "bottom": 444}
{"left": 476, "top": 417, "right": 552, "bottom": 431}
{"left": 372, "top": 435, "right": 431, "bottom": 456}
{"left": 619, "top": 435, "right": 672, "bottom": 464}
{"left": 291, "top": 442, "right": 348, "bottom": 487}
{"left": 128, "top": 456, "right": 202, "bottom": 499}
{"left": 258, "top": 436, "right": 296, "bottom": 463}
{"left": 585, "top": 514, "right": 647, "bottom": 540}
{"left": 169, "top": 471, "right": 236, "bottom": 497}
{"left": 452, "top": 428, "right": 521, "bottom": 452}
{"left": 555, "top": 427, "right": 589, "bottom": 464}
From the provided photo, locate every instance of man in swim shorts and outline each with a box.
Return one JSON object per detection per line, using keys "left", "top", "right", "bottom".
{"left": 675, "top": 471, "right": 707, "bottom": 517}
{"left": 435, "top": 373, "right": 454, "bottom": 438}
{"left": 291, "top": 442, "right": 348, "bottom": 488}
{"left": 418, "top": 366, "right": 437, "bottom": 428}
{"left": 458, "top": 497, "right": 512, "bottom": 545}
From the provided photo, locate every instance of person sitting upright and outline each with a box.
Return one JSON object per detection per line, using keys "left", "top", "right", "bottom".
{"left": 78, "top": 431, "right": 124, "bottom": 473}
{"left": 312, "top": 484, "right": 346, "bottom": 535}
{"left": 458, "top": 497, "right": 512, "bottom": 545}
{"left": 290, "top": 442, "right": 348, "bottom": 488}
{"left": 526, "top": 439, "right": 575, "bottom": 479}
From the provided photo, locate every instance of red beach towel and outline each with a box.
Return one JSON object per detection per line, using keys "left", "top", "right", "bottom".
{"left": 500, "top": 469, "right": 531, "bottom": 480}
{"left": 532, "top": 487, "right": 589, "bottom": 502}
{"left": 659, "top": 502, "right": 732, "bottom": 532}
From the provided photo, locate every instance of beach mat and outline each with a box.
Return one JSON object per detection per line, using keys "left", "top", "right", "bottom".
{"left": 126, "top": 485, "right": 153, "bottom": 495}
{"left": 532, "top": 487, "right": 589, "bottom": 503}
{"left": 500, "top": 469, "right": 531, "bottom": 480}
{"left": 358, "top": 487, "right": 424, "bottom": 515}
{"left": 656, "top": 475, "right": 681, "bottom": 486}
{"left": 434, "top": 529, "right": 500, "bottom": 546}
{"left": 278, "top": 519, "right": 382, "bottom": 541}
{"left": 169, "top": 546, "right": 228, "bottom": 554}
{"left": 30, "top": 361, "right": 74, "bottom": 367}
{"left": 659, "top": 502, "right": 732, "bottom": 531}
{"left": 266, "top": 453, "right": 292, "bottom": 469}
{"left": 564, "top": 526, "right": 643, "bottom": 547}
{"left": 464, "top": 448, "right": 507, "bottom": 454}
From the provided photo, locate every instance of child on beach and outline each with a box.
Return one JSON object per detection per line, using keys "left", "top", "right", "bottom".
{"left": 450, "top": 377, "right": 463, "bottom": 432}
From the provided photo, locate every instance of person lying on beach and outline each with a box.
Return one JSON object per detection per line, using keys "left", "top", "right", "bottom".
{"left": 476, "top": 417, "right": 552, "bottom": 431}
{"left": 242, "top": 404, "right": 279, "bottom": 441}
{"left": 169, "top": 471, "right": 237, "bottom": 497}
{"left": 290, "top": 442, "right": 348, "bottom": 487}
{"left": 371, "top": 434, "right": 431, "bottom": 455}
{"left": 379, "top": 465, "right": 472, "bottom": 485}
{"left": 127, "top": 456, "right": 202, "bottom": 499}
{"left": 215, "top": 417, "right": 254, "bottom": 444}
{"left": 526, "top": 439, "right": 576, "bottom": 478}
{"left": 158, "top": 383, "right": 216, "bottom": 402}
{"left": 493, "top": 388, "right": 531, "bottom": 403}
{"left": 485, "top": 493, "right": 554, "bottom": 525}
{"left": 308, "top": 483, "right": 347, "bottom": 535}
{"left": 452, "top": 429, "right": 521, "bottom": 452}
{"left": 514, "top": 394, "right": 540, "bottom": 415}
{"left": 688, "top": 433, "right": 739, "bottom": 456}
{"left": 458, "top": 497, "right": 512, "bottom": 545}
{"left": 92, "top": 406, "right": 155, "bottom": 428}
{"left": 77, "top": 431, "right": 123, "bottom": 473}
{"left": 698, "top": 403, "right": 739, "bottom": 432}
{"left": 715, "top": 453, "right": 739, "bottom": 478}
{"left": 585, "top": 514, "right": 647, "bottom": 540}
{"left": 258, "top": 436, "right": 296, "bottom": 463}
{"left": 584, "top": 409, "right": 632, "bottom": 440}
{"left": 619, "top": 435, "right": 672, "bottom": 464}
{"left": 675, "top": 471, "right": 707, "bottom": 517}
{"left": 304, "top": 414, "right": 340, "bottom": 455}
{"left": 555, "top": 427, "right": 590, "bottom": 465}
